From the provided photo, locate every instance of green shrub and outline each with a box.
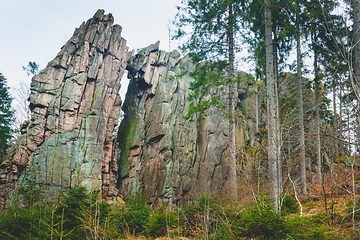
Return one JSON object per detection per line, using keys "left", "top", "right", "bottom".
{"left": 1, "top": 188, "right": 357, "bottom": 239}
{"left": 57, "top": 186, "right": 90, "bottom": 239}
{"left": 16, "top": 179, "right": 43, "bottom": 206}
{"left": 286, "top": 215, "right": 328, "bottom": 239}
{"left": 239, "top": 202, "right": 289, "bottom": 240}
{"left": 281, "top": 194, "right": 299, "bottom": 215}
{"left": 0, "top": 205, "right": 50, "bottom": 239}
{"left": 148, "top": 206, "right": 179, "bottom": 237}
{"left": 114, "top": 194, "right": 150, "bottom": 236}
{"left": 180, "top": 197, "right": 241, "bottom": 239}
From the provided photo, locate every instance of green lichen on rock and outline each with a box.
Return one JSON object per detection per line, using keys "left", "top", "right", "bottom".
{"left": 117, "top": 113, "right": 140, "bottom": 179}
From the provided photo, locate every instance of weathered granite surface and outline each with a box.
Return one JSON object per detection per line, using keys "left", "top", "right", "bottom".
{"left": 0, "top": 9, "right": 129, "bottom": 209}
{"left": 117, "top": 42, "right": 255, "bottom": 205}
{"left": 0, "top": 10, "right": 259, "bottom": 210}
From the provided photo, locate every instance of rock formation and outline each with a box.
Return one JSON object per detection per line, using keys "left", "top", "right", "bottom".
{"left": 0, "top": 10, "right": 258, "bottom": 210}
{"left": 0, "top": 9, "right": 129, "bottom": 209}
{"left": 118, "top": 42, "right": 257, "bottom": 205}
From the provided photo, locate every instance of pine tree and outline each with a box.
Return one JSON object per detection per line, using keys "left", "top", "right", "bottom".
{"left": 264, "top": 0, "right": 281, "bottom": 212}
{"left": 0, "top": 72, "right": 14, "bottom": 162}
{"left": 351, "top": 0, "right": 360, "bottom": 161}
{"left": 352, "top": 0, "right": 360, "bottom": 99}
{"left": 305, "top": 0, "right": 339, "bottom": 183}
{"left": 295, "top": 0, "right": 307, "bottom": 195}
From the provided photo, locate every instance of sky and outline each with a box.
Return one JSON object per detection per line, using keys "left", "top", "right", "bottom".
{"left": 0, "top": 0, "right": 182, "bottom": 98}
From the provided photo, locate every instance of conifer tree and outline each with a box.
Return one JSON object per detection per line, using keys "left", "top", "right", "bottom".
{"left": 292, "top": 0, "right": 307, "bottom": 195}
{"left": 264, "top": 0, "right": 281, "bottom": 212}
{"left": 351, "top": 0, "right": 360, "bottom": 158}
{"left": 351, "top": 0, "right": 360, "bottom": 100}
{"left": 0, "top": 72, "right": 14, "bottom": 162}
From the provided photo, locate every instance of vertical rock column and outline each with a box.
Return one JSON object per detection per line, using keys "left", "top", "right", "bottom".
{"left": 0, "top": 9, "right": 129, "bottom": 208}
{"left": 118, "top": 42, "right": 235, "bottom": 205}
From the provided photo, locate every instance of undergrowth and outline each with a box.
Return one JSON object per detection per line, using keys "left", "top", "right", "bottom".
{"left": 0, "top": 186, "right": 358, "bottom": 239}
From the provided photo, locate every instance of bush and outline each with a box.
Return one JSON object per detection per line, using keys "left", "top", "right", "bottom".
{"left": 16, "top": 179, "right": 43, "bottom": 206}
{"left": 0, "top": 188, "right": 357, "bottom": 239}
{"left": 239, "top": 202, "right": 289, "bottom": 240}
{"left": 180, "top": 197, "right": 241, "bottom": 239}
{"left": 148, "top": 206, "right": 179, "bottom": 237}
{"left": 114, "top": 194, "right": 150, "bottom": 236}
{"left": 286, "top": 215, "right": 327, "bottom": 240}
{"left": 281, "top": 194, "right": 299, "bottom": 215}
{"left": 57, "top": 186, "right": 90, "bottom": 239}
{"left": 0, "top": 205, "right": 50, "bottom": 239}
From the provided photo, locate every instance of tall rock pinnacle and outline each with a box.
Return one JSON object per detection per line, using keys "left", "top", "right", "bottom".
{"left": 118, "top": 42, "right": 241, "bottom": 204}
{"left": 0, "top": 9, "right": 129, "bottom": 209}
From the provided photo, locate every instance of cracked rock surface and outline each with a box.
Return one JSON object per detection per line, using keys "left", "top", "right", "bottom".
{"left": 0, "top": 10, "right": 258, "bottom": 210}
{"left": 118, "top": 42, "right": 237, "bottom": 205}
{"left": 0, "top": 9, "right": 129, "bottom": 209}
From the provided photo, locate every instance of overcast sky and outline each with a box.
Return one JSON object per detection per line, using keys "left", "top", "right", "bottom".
{"left": 0, "top": 0, "right": 181, "bottom": 96}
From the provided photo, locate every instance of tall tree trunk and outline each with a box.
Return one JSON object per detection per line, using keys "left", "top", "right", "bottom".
{"left": 265, "top": 0, "right": 281, "bottom": 212}
{"left": 296, "top": 4, "right": 307, "bottom": 194}
{"left": 339, "top": 76, "right": 343, "bottom": 154}
{"left": 313, "top": 29, "right": 322, "bottom": 184}
{"left": 348, "top": 108, "right": 352, "bottom": 153}
{"left": 255, "top": 85, "right": 259, "bottom": 132}
{"left": 227, "top": 0, "right": 237, "bottom": 200}
{"left": 353, "top": 0, "right": 360, "bottom": 92}
{"left": 333, "top": 76, "right": 339, "bottom": 159}
{"left": 272, "top": 22, "right": 282, "bottom": 198}
{"left": 352, "top": 0, "right": 360, "bottom": 159}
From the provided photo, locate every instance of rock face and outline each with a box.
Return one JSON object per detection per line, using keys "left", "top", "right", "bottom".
{"left": 117, "top": 42, "right": 254, "bottom": 205}
{"left": 0, "top": 9, "right": 129, "bottom": 209}
{"left": 0, "top": 10, "right": 258, "bottom": 210}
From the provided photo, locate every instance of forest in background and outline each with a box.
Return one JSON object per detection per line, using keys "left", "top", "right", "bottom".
{"left": 173, "top": 0, "right": 360, "bottom": 218}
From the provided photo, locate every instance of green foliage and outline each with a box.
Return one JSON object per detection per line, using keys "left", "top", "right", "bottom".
{"left": 0, "top": 190, "right": 356, "bottom": 239}
{"left": 174, "top": 0, "right": 242, "bottom": 123}
{"left": 16, "top": 179, "right": 43, "bottom": 207}
{"left": 281, "top": 194, "right": 299, "bottom": 215}
{"left": 22, "top": 61, "right": 39, "bottom": 76}
{"left": 0, "top": 72, "right": 14, "bottom": 163}
{"left": 57, "top": 186, "right": 90, "bottom": 239}
{"left": 148, "top": 206, "right": 179, "bottom": 237}
{"left": 179, "top": 196, "right": 242, "bottom": 239}
{"left": 239, "top": 202, "right": 289, "bottom": 240}
{"left": 184, "top": 61, "right": 231, "bottom": 122}
{"left": 242, "top": 0, "right": 295, "bottom": 78}
{"left": 0, "top": 205, "right": 49, "bottom": 239}
{"left": 114, "top": 194, "right": 150, "bottom": 235}
{"left": 173, "top": 0, "right": 242, "bottom": 62}
{"left": 343, "top": 198, "right": 360, "bottom": 222}
{"left": 0, "top": 187, "right": 92, "bottom": 239}
{"left": 0, "top": 186, "right": 117, "bottom": 239}
{"left": 286, "top": 215, "right": 328, "bottom": 239}
{"left": 81, "top": 195, "right": 114, "bottom": 239}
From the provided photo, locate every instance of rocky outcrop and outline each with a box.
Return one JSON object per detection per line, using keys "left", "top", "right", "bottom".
{"left": 0, "top": 10, "right": 259, "bottom": 210}
{"left": 117, "top": 42, "right": 256, "bottom": 205}
{"left": 0, "top": 9, "right": 129, "bottom": 209}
